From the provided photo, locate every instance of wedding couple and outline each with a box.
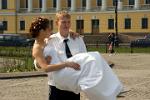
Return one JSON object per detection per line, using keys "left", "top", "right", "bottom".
{"left": 30, "top": 10, "right": 123, "bottom": 100}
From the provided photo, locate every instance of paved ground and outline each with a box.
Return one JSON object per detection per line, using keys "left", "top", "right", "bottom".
{"left": 0, "top": 53, "right": 150, "bottom": 100}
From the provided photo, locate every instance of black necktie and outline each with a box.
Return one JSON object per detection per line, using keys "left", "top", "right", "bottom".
{"left": 64, "top": 39, "right": 72, "bottom": 58}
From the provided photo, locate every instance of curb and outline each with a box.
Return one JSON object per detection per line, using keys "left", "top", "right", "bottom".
{"left": 0, "top": 71, "right": 47, "bottom": 79}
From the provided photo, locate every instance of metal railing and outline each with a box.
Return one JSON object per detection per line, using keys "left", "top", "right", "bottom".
{"left": 19, "top": 8, "right": 28, "bottom": 13}
{"left": 122, "top": 5, "right": 134, "bottom": 10}
{"left": 141, "top": 4, "right": 150, "bottom": 10}
{"left": 0, "top": 44, "right": 149, "bottom": 72}
{"left": 18, "top": 4, "right": 150, "bottom": 13}
{"left": 0, "top": 46, "right": 34, "bottom": 72}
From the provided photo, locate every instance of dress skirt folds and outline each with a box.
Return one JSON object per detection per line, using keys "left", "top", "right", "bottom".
{"left": 52, "top": 52, "right": 123, "bottom": 100}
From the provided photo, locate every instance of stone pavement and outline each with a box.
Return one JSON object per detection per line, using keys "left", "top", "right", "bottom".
{"left": 0, "top": 53, "right": 150, "bottom": 100}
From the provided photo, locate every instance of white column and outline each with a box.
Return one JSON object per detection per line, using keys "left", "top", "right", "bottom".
{"left": 134, "top": 0, "right": 139, "bottom": 10}
{"left": 71, "top": 0, "right": 76, "bottom": 11}
{"left": 16, "top": 0, "right": 20, "bottom": 11}
{"left": 86, "top": 0, "right": 91, "bottom": 11}
{"left": 0, "top": 0, "right": 2, "bottom": 9}
{"left": 42, "top": 0, "right": 47, "bottom": 12}
{"left": 56, "top": 0, "right": 61, "bottom": 11}
{"left": 28, "top": 0, "right": 33, "bottom": 12}
{"left": 101, "top": 0, "right": 107, "bottom": 11}
{"left": 118, "top": 1, "right": 122, "bottom": 10}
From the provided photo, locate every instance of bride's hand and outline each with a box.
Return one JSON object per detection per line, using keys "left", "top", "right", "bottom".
{"left": 69, "top": 30, "right": 79, "bottom": 40}
{"left": 45, "top": 56, "right": 52, "bottom": 64}
{"left": 65, "top": 61, "right": 80, "bottom": 70}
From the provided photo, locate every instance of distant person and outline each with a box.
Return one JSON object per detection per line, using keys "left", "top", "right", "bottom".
{"left": 144, "top": 35, "right": 149, "bottom": 39}
{"left": 108, "top": 33, "right": 115, "bottom": 54}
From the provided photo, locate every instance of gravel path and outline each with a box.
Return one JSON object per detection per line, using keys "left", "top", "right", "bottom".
{"left": 0, "top": 53, "right": 150, "bottom": 100}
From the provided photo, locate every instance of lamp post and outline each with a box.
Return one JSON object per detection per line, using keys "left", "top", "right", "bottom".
{"left": 115, "top": 0, "right": 119, "bottom": 47}
{"left": 15, "top": 0, "right": 18, "bottom": 34}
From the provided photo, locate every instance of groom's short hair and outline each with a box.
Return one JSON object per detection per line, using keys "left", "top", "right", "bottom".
{"left": 56, "top": 10, "right": 71, "bottom": 21}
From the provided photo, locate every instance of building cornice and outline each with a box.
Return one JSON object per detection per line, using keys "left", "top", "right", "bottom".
{"left": 0, "top": 10, "right": 149, "bottom": 16}
{"left": 17, "top": 10, "right": 150, "bottom": 15}
{"left": 0, "top": 12, "right": 16, "bottom": 15}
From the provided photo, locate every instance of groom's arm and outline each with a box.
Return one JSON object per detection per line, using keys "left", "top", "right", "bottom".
{"left": 78, "top": 36, "right": 87, "bottom": 53}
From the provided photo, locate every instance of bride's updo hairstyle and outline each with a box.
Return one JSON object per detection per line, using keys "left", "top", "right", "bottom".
{"left": 29, "top": 17, "right": 50, "bottom": 38}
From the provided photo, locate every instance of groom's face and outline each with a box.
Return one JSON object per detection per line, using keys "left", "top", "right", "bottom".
{"left": 56, "top": 16, "right": 71, "bottom": 37}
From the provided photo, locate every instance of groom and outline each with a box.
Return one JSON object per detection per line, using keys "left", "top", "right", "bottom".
{"left": 46, "top": 10, "right": 87, "bottom": 100}
{"left": 40, "top": 10, "right": 115, "bottom": 100}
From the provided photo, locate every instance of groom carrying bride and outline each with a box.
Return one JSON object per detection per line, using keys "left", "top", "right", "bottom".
{"left": 31, "top": 10, "right": 123, "bottom": 100}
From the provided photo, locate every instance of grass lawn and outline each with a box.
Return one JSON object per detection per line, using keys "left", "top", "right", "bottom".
{"left": 87, "top": 45, "right": 150, "bottom": 53}
{"left": 0, "top": 46, "right": 150, "bottom": 73}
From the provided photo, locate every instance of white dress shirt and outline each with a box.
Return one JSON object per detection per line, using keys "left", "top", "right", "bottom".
{"left": 42, "top": 32, "right": 123, "bottom": 100}
{"left": 44, "top": 32, "right": 87, "bottom": 86}
{"left": 43, "top": 49, "right": 123, "bottom": 100}
{"left": 47, "top": 32, "right": 87, "bottom": 62}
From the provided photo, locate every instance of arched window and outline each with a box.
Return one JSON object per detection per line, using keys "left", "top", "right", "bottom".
{"left": 76, "top": 19, "right": 84, "bottom": 34}
{"left": 39, "top": 0, "right": 42, "bottom": 8}
{"left": 141, "top": 18, "right": 148, "bottom": 29}
{"left": 129, "top": 0, "right": 134, "bottom": 5}
{"left": 82, "top": 0, "right": 86, "bottom": 7}
{"left": 26, "top": 0, "right": 28, "bottom": 8}
{"left": 145, "top": 0, "right": 150, "bottom": 4}
{"left": 67, "top": 0, "right": 71, "bottom": 7}
{"left": 2, "top": 0, "right": 7, "bottom": 9}
{"left": 125, "top": 18, "right": 131, "bottom": 29}
{"left": 92, "top": 19, "right": 99, "bottom": 34}
{"left": 53, "top": 0, "right": 56, "bottom": 8}
{"left": 97, "top": 0, "right": 102, "bottom": 6}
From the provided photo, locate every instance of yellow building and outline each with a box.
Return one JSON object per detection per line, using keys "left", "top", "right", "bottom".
{"left": 0, "top": 0, "right": 150, "bottom": 35}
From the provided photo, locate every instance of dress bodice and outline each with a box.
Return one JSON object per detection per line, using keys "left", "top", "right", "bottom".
{"left": 43, "top": 46, "right": 60, "bottom": 64}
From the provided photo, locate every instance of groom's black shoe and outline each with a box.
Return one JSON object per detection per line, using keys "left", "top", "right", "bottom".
{"left": 109, "top": 63, "right": 115, "bottom": 68}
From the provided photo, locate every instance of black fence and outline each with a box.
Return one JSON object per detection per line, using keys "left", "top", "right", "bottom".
{"left": 0, "top": 44, "right": 149, "bottom": 72}
{"left": 0, "top": 46, "right": 34, "bottom": 73}
{"left": 86, "top": 42, "right": 150, "bottom": 53}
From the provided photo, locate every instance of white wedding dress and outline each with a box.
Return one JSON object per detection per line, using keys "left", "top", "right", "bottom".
{"left": 38, "top": 46, "right": 123, "bottom": 100}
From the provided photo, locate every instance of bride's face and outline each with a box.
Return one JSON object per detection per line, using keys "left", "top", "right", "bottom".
{"left": 45, "top": 26, "right": 52, "bottom": 38}
{"left": 39, "top": 26, "right": 52, "bottom": 40}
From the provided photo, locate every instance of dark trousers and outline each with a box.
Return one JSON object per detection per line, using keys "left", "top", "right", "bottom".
{"left": 49, "top": 86, "right": 80, "bottom": 100}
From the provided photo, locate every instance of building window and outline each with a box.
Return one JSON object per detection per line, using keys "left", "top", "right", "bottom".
{"left": 142, "top": 18, "right": 148, "bottom": 29}
{"left": 108, "top": 19, "right": 114, "bottom": 29}
{"left": 82, "top": 0, "right": 86, "bottom": 7}
{"left": 113, "top": 0, "right": 116, "bottom": 6}
{"left": 39, "top": 0, "right": 42, "bottom": 8}
{"left": 129, "top": 0, "right": 134, "bottom": 5}
{"left": 50, "top": 20, "right": 53, "bottom": 30}
{"left": 0, "top": 22, "right": 3, "bottom": 31}
{"left": 76, "top": 20, "right": 84, "bottom": 34}
{"left": 26, "top": 0, "right": 28, "bottom": 8}
{"left": 67, "top": 0, "right": 71, "bottom": 7}
{"left": 145, "top": 0, "right": 150, "bottom": 4}
{"left": 20, "top": 21, "right": 25, "bottom": 30}
{"left": 125, "top": 18, "right": 131, "bottom": 29}
{"left": 97, "top": 0, "right": 102, "bottom": 6}
{"left": 53, "top": 0, "right": 56, "bottom": 8}
{"left": 2, "top": 0, "right": 7, "bottom": 9}
{"left": 3, "top": 21, "right": 7, "bottom": 30}
{"left": 92, "top": 19, "right": 99, "bottom": 34}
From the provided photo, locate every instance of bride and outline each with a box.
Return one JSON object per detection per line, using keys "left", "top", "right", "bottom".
{"left": 30, "top": 17, "right": 123, "bottom": 100}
